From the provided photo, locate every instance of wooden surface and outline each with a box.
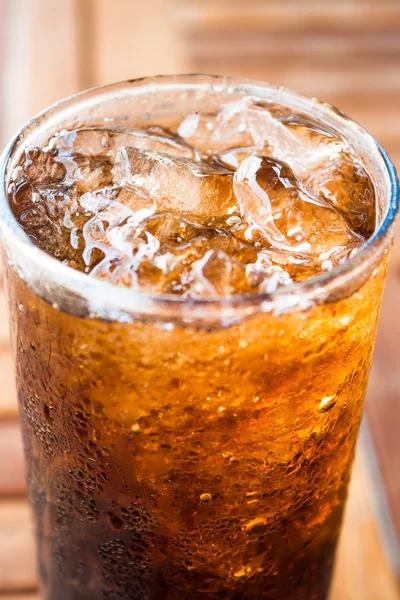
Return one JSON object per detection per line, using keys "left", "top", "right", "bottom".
{"left": 0, "top": 0, "right": 399, "bottom": 597}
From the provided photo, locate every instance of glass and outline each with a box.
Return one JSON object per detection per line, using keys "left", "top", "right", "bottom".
{"left": 0, "top": 75, "right": 398, "bottom": 600}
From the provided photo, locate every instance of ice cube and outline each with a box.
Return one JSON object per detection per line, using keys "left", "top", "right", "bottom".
{"left": 81, "top": 200, "right": 136, "bottom": 266}
{"left": 178, "top": 100, "right": 259, "bottom": 156}
{"left": 183, "top": 249, "right": 247, "bottom": 297}
{"left": 49, "top": 126, "right": 195, "bottom": 160}
{"left": 234, "top": 155, "right": 362, "bottom": 267}
{"left": 113, "top": 147, "right": 238, "bottom": 222}
{"left": 306, "top": 152, "right": 376, "bottom": 238}
{"left": 9, "top": 180, "right": 78, "bottom": 261}
{"left": 21, "top": 147, "right": 66, "bottom": 186}
{"left": 217, "top": 146, "right": 258, "bottom": 170}
{"left": 244, "top": 103, "right": 345, "bottom": 177}
{"left": 258, "top": 266, "right": 293, "bottom": 294}
{"left": 33, "top": 184, "right": 79, "bottom": 219}
{"left": 11, "top": 98, "right": 374, "bottom": 296}
{"left": 78, "top": 184, "right": 167, "bottom": 286}
{"left": 86, "top": 218, "right": 170, "bottom": 290}
{"left": 178, "top": 98, "right": 345, "bottom": 175}
{"left": 257, "top": 103, "right": 339, "bottom": 144}
{"left": 245, "top": 251, "right": 293, "bottom": 292}
{"left": 144, "top": 214, "right": 210, "bottom": 248}
{"left": 58, "top": 154, "right": 114, "bottom": 193}
{"left": 10, "top": 181, "right": 53, "bottom": 236}
{"left": 79, "top": 186, "right": 156, "bottom": 219}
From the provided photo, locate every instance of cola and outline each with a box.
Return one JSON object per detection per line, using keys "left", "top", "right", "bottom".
{"left": 2, "top": 77, "right": 397, "bottom": 600}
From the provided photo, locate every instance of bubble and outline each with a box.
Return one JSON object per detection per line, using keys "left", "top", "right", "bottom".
{"left": 233, "top": 566, "right": 253, "bottom": 579}
{"left": 319, "top": 395, "right": 337, "bottom": 412}
{"left": 106, "top": 512, "right": 124, "bottom": 531}
{"left": 200, "top": 493, "right": 212, "bottom": 502}
{"left": 242, "top": 517, "right": 268, "bottom": 534}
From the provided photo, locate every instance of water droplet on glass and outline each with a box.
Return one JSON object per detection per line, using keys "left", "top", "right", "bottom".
{"left": 200, "top": 493, "right": 212, "bottom": 502}
{"left": 243, "top": 517, "right": 268, "bottom": 534}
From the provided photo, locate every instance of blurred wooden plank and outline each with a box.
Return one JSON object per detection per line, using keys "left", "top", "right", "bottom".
{"left": 92, "top": 0, "right": 187, "bottom": 86}
{"left": 176, "top": 1, "right": 400, "bottom": 32}
{"left": 26, "top": 0, "right": 82, "bottom": 111}
{"left": 0, "top": 293, "right": 10, "bottom": 349}
{"left": 2, "top": 0, "right": 85, "bottom": 146}
{"left": 74, "top": 0, "right": 97, "bottom": 91}
{"left": 0, "top": 501, "right": 36, "bottom": 592}
{"left": 0, "top": 352, "right": 18, "bottom": 418}
{"left": 0, "top": 422, "right": 26, "bottom": 496}
{"left": 339, "top": 107, "right": 400, "bottom": 145}
{"left": 187, "top": 60, "right": 400, "bottom": 97}
{"left": 366, "top": 268, "right": 400, "bottom": 546}
{"left": 330, "top": 443, "right": 399, "bottom": 599}
{"left": 186, "top": 31, "right": 400, "bottom": 62}
{"left": 0, "top": 595, "right": 39, "bottom": 600}
{"left": 0, "top": 0, "right": 4, "bottom": 146}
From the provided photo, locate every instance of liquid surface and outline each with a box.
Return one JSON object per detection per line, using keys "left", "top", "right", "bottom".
{"left": 8, "top": 97, "right": 376, "bottom": 297}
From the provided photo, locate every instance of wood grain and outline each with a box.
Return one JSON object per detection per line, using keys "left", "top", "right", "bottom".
{"left": 185, "top": 32, "right": 400, "bottom": 62}
{"left": 0, "top": 595, "right": 39, "bottom": 600}
{"left": 177, "top": 0, "right": 400, "bottom": 32}
{"left": 1, "top": 0, "right": 83, "bottom": 145}
{"left": 0, "top": 421, "right": 26, "bottom": 497}
{"left": 92, "top": 0, "right": 187, "bottom": 86}
{"left": 0, "top": 294, "right": 10, "bottom": 349}
{"left": 330, "top": 446, "right": 400, "bottom": 600}
{"left": 0, "top": 351, "right": 18, "bottom": 418}
{"left": 366, "top": 270, "right": 400, "bottom": 545}
{"left": 0, "top": 501, "right": 36, "bottom": 592}
{"left": 183, "top": 61, "right": 400, "bottom": 98}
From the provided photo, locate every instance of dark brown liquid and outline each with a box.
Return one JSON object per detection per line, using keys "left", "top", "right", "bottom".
{"left": 7, "top": 260, "right": 387, "bottom": 600}
{"left": 5, "top": 97, "right": 383, "bottom": 599}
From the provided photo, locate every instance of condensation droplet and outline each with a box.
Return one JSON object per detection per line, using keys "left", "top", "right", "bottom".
{"left": 106, "top": 511, "right": 123, "bottom": 531}
{"left": 222, "top": 451, "right": 234, "bottom": 460}
{"left": 247, "top": 498, "right": 259, "bottom": 505}
{"left": 319, "top": 395, "right": 336, "bottom": 411}
{"left": 226, "top": 216, "right": 241, "bottom": 226}
{"left": 233, "top": 565, "right": 252, "bottom": 579}
{"left": 200, "top": 493, "right": 212, "bottom": 502}
{"left": 243, "top": 517, "right": 268, "bottom": 534}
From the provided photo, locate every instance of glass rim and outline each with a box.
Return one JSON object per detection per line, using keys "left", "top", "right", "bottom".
{"left": 0, "top": 73, "right": 399, "bottom": 318}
